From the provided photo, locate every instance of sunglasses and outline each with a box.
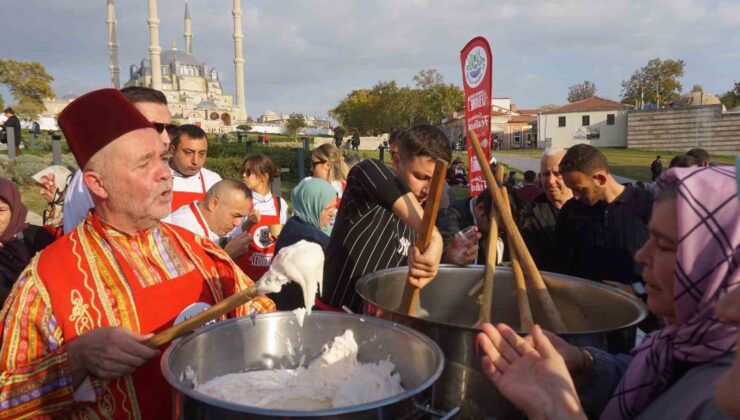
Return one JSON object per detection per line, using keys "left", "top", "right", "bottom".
{"left": 311, "top": 159, "right": 326, "bottom": 168}
{"left": 152, "top": 122, "right": 179, "bottom": 136}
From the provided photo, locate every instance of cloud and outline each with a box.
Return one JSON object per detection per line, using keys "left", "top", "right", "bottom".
{"left": 1, "top": 0, "right": 737, "bottom": 116}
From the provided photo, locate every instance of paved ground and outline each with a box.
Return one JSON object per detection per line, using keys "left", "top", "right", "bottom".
{"left": 493, "top": 153, "right": 637, "bottom": 184}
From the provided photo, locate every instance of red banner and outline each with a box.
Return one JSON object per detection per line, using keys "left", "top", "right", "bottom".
{"left": 460, "top": 37, "right": 493, "bottom": 197}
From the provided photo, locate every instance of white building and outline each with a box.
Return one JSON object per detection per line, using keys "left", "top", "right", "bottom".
{"left": 537, "top": 97, "right": 630, "bottom": 149}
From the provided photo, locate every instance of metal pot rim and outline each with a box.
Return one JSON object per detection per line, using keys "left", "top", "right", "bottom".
{"left": 355, "top": 264, "right": 649, "bottom": 335}
{"left": 160, "top": 311, "right": 445, "bottom": 416}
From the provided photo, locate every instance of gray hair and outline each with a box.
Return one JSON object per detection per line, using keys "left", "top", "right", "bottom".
{"left": 541, "top": 147, "right": 566, "bottom": 158}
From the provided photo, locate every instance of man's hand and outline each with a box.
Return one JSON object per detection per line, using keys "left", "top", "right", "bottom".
{"left": 242, "top": 210, "right": 261, "bottom": 232}
{"left": 407, "top": 228, "right": 443, "bottom": 289}
{"left": 67, "top": 327, "right": 160, "bottom": 387}
{"left": 443, "top": 227, "right": 481, "bottom": 266}
{"left": 223, "top": 231, "right": 251, "bottom": 260}
{"left": 39, "top": 174, "right": 57, "bottom": 203}
{"left": 477, "top": 323, "right": 586, "bottom": 420}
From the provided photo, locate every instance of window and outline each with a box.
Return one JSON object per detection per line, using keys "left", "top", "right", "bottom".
{"left": 514, "top": 133, "right": 521, "bottom": 143}
{"left": 607, "top": 114, "right": 615, "bottom": 125}
{"left": 558, "top": 116, "right": 566, "bottom": 127}
{"left": 582, "top": 115, "right": 590, "bottom": 126}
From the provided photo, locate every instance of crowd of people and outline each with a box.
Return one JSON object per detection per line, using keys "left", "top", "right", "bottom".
{"left": 0, "top": 85, "right": 736, "bottom": 419}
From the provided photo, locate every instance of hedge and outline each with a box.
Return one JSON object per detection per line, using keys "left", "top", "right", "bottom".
{"left": 205, "top": 144, "right": 312, "bottom": 183}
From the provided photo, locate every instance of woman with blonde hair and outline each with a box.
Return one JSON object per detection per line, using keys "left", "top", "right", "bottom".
{"left": 310, "top": 143, "right": 348, "bottom": 199}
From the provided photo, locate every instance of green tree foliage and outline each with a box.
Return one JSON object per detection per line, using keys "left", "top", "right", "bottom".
{"left": 330, "top": 69, "right": 464, "bottom": 135}
{"left": 0, "top": 93, "right": 4, "bottom": 110}
{"left": 236, "top": 124, "right": 252, "bottom": 131}
{"left": 567, "top": 80, "right": 597, "bottom": 103}
{"left": 286, "top": 112, "right": 307, "bottom": 138}
{"left": 719, "top": 81, "right": 740, "bottom": 110}
{"left": 0, "top": 60, "right": 54, "bottom": 117}
{"left": 691, "top": 84, "right": 703, "bottom": 93}
{"left": 620, "top": 58, "right": 685, "bottom": 107}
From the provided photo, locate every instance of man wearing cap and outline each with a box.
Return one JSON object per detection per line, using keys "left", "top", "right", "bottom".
{"left": 62, "top": 86, "right": 177, "bottom": 233}
{"left": 0, "top": 89, "right": 274, "bottom": 418}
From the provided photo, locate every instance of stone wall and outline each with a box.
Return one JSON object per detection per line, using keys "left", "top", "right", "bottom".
{"left": 627, "top": 105, "right": 740, "bottom": 155}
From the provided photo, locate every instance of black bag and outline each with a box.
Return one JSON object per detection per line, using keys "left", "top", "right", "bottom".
{"left": 0, "top": 130, "right": 6, "bottom": 145}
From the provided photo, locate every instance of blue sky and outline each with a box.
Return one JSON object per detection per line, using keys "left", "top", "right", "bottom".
{"left": 1, "top": 0, "right": 738, "bottom": 118}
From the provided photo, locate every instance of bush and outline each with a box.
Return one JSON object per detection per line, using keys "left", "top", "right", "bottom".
{"left": 1, "top": 155, "right": 48, "bottom": 184}
{"left": 205, "top": 145, "right": 312, "bottom": 183}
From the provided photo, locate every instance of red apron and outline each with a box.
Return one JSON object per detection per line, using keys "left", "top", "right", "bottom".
{"left": 42, "top": 217, "right": 217, "bottom": 419}
{"left": 171, "top": 170, "right": 207, "bottom": 212}
{"left": 236, "top": 197, "right": 280, "bottom": 281}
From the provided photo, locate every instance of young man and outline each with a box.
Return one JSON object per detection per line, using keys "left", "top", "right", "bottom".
{"left": 650, "top": 155, "right": 663, "bottom": 181}
{"left": 167, "top": 179, "right": 252, "bottom": 260}
{"left": 686, "top": 147, "right": 710, "bottom": 167}
{"left": 321, "top": 124, "right": 448, "bottom": 312}
{"left": 62, "top": 86, "right": 177, "bottom": 233}
{"left": 168, "top": 124, "right": 221, "bottom": 211}
{"left": 555, "top": 144, "right": 652, "bottom": 289}
{"left": 513, "top": 170, "right": 542, "bottom": 208}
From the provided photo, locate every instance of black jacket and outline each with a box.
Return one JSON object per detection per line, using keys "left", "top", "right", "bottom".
{"left": 517, "top": 193, "right": 561, "bottom": 271}
{"left": 0, "top": 225, "right": 55, "bottom": 305}
{"left": 1, "top": 115, "right": 21, "bottom": 145}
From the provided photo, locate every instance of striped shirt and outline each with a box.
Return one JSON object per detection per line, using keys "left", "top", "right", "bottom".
{"left": 322, "top": 159, "right": 415, "bottom": 313}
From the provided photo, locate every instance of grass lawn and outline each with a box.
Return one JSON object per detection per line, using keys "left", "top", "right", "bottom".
{"left": 491, "top": 148, "right": 736, "bottom": 181}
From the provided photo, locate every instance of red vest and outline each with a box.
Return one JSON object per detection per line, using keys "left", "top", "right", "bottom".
{"left": 236, "top": 197, "right": 280, "bottom": 281}
{"left": 171, "top": 170, "right": 207, "bottom": 212}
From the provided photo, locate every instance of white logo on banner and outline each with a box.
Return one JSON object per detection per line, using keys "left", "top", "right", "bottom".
{"left": 464, "top": 46, "right": 487, "bottom": 88}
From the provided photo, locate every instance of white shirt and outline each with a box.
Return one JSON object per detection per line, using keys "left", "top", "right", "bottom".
{"left": 171, "top": 166, "right": 222, "bottom": 194}
{"left": 63, "top": 170, "right": 94, "bottom": 234}
{"left": 229, "top": 191, "right": 288, "bottom": 238}
{"left": 166, "top": 201, "right": 220, "bottom": 243}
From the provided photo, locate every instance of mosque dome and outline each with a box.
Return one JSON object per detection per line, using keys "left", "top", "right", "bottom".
{"left": 196, "top": 99, "right": 218, "bottom": 109}
{"left": 161, "top": 47, "right": 202, "bottom": 67}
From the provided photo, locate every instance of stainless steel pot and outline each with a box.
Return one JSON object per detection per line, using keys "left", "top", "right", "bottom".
{"left": 355, "top": 265, "right": 648, "bottom": 419}
{"left": 161, "top": 312, "right": 446, "bottom": 419}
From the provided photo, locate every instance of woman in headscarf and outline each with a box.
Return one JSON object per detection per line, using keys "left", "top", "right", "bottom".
{"left": 477, "top": 166, "right": 739, "bottom": 420}
{"left": 271, "top": 178, "right": 337, "bottom": 310}
{"left": 0, "top": 177, "right": 55, "bottom": 304}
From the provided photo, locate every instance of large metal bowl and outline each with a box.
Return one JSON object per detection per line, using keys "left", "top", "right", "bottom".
{"left": 161, "top": 312, "right": 445, "bottom": 419}
{"left": 356, "top": 265, "right": 648, "bottom": 418}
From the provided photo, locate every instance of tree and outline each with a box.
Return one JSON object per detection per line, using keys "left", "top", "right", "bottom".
{"left": 620, "top": 58, "right": 685, "bottom": 107}
{"left": 413, "top": 68, "right": 444, "bottom": 89}
{"left": 236, "top": 124, "right": 251, "bottom": 132}
{"left": 719, "top": 81, "right": 740, "bottom": 110}
{"left": 0, "top": 93, "right": 4, "bottom": 110}
{"left": 691, "top": 84, "right": 703, "bottom": 93}
{"left": 285, "top": 113, "right": 307, "bottom": 138}
{"left": 0, "top": 60, "right": 54, "bottom": 117}
{"left": 567, "top": 81, "right": 597, "bottom": 103}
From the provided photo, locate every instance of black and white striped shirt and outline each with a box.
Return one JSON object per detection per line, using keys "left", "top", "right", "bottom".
{"left": 321, "top": 159, "right": 416, "bottom": 312}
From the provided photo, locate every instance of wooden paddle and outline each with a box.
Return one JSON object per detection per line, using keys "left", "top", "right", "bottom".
{"left": 399, "top": 159, "right": 449, "bottom": 316}
{"left": 146, "top": 284, "right": 259, "bottom": 348}
{"left": 501, "top": 186, "right": 534, "bottom": 332}
{"left": 476, "top": 164, "right": 505, "bottom": 324}
{"left": 468, "top": 131, "right": 567, "bottom": 332}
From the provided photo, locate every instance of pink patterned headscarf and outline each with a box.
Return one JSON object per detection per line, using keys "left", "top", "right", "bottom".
{"left": 602, "top": 166, "right": 740, "bottom": 420}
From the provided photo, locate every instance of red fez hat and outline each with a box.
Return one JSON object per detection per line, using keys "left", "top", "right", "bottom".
{"left": 58, "top": 88, "right": 154, "bottom": 168}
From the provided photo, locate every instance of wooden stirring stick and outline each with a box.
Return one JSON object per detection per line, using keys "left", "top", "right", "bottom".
{"left": 468, "top": 132, "right": 567, "bottom": 332}
{"left": 476, "top": 164, "right": 505, "bottom": 323}
{"left": 399, "top": 159, "right": 448, "bottom": 316}
{"left": 501, "top": 186, "right": 534, "bottom": 332}
{"left": 147, "top": 284, "right": 259, "bottom": 348}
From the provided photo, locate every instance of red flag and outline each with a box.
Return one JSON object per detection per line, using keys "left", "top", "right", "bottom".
{"left": 460, "top": 37, "right": 493, "bottom": 197}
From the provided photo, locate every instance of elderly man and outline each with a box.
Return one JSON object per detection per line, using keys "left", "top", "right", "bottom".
{"left": 168, "top": 124, "right": 221, "bottom": 211}
{"left": 555, "top": 144, "right": 652, "bottom": 290}
{"left": 0, "top": 89, "right": 274, "bottom": 418}
{"left": 63, "top": 86, "right": 177, "bottom": 233}
{"left": 168, "top": 179, "right": 253, "bottom": 260}
{"left": 516, "top": 148, "right": 573, "bottom": 270}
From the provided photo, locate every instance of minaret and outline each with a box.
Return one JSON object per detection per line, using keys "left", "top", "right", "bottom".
{"left": 106, "top": 0, "right": 120, "bottom": 88}
{"left": 232, "top": 0, "right": 247, "bottom": 120}
{"left": 184, "top": 1, "right": 193, "bottom": 55}
{"left": 147, "top": 0, "right": 162, "bottom": 90}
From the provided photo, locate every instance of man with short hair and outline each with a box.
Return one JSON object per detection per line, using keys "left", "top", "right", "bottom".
{"left": 516, "top": 148, "right": 573, "bottom": 270}
{"left": 513, "top": 169, "right": 542, "bottom": 208}
{"left": 321, "top": 124, "right": 446, "bottom": 312}
{"left": 63, "top": 86, "right": 177, "bottom": 233}
{"left": 687, "top": 147, "right": 710, "bottom": 167}
{"left": 1, "top": 107, "right": 21, "bottom": 155}
{"left": 168, "top": 179, "right": 252, "bottom": 260}
{"left": 555, "top": 144, "right": 652, "bottom": 288}
{"left": 168, "top": 124, "right": 222, "bottom": 212}
{"left": 0, "top": 89, "right": 273, "bottom": 418}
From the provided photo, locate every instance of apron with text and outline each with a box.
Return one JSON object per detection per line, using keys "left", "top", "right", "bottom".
{"left": 235, "top": 196, "right": 280, "bottom": 281}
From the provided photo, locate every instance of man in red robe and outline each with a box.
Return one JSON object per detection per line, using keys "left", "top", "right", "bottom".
{"left": 0, "top": 89, "right": 274, "bottom": 419}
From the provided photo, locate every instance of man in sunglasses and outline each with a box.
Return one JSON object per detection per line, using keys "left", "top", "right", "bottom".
{"left": 62, "top": 87, "right": 175, "bottom": 233}
{"left": 167, "top": 124, "right": 221, "bottom": 213}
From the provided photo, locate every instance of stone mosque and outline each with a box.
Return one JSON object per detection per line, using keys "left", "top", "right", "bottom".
{"left": 109, "top": 0, "right": 247, "bottom": 133}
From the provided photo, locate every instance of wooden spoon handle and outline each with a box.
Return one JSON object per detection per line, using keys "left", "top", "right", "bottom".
{"left": 147, "top": 284, "right": 258, "bottom": 348}
{"left": 501, "top": 187, "right": 534, "bottom": 332}
{"left": 399, "top": 159, "right": 448, "bottom": 316}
